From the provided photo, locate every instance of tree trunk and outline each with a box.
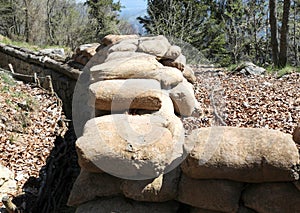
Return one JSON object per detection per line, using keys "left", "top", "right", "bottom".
{"left": 278, "top": 0, "right": 291, "bottom": 67}
{"left": 23, "top": 0, "right": 31, "bottom": 42}
{"left": 269, "top": 0, "right": 279, "bottom": 66}
{"left": 292, "top": 0, "right": 298, "bottom": 66}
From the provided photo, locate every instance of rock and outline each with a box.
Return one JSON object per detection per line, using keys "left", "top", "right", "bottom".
{"left": 89, "top": 79, "right": 162, "bottom": 111}
{"left": 169, "top": 80, "right": 198, "bottom": 116}
{"left": 164, "top": 45, "right": 182, "bottom": 60}
{"left": 177, "top": 174, "right": 243, "bottom": 212}
{"left": 242, "top": 183, "right": 300, "bottom": 213}
{"left": 137, "top": 35, "right": 171, "bottom": 57}
{"left": 101, "top": 34, "right": 139, "bottom": 46}
{"left": 183, "top": 66, "right": 197, "bottom": 84}
{"left": 181, "top": 127, "right": 300, "bottom": 182}
{"left": 39, "top": 48, "right": 65, "bottom": 56}
{"left": 292, "top": 125, "right": 300, "bottom": 144}
{"left": 76, "top": 114, "right": 185, "bottom": 180}
{"left": 234, "top": 62, "right": 266, "bottom": 75}
{"left": 0, "top": 164, "right": 17, "bottom": 201}
{"left": 160, "top": 59, "right": 184, "bottom": 71}
{"left": 121, "top": 167, "right": 181, "bottom": 202}
{"left": 67, "top": 170, "right": 122, "bottom": 206}
{"left": 108, "top": 39, "right": 138, "bottom": 53}
{"left": 75, "top": 197, "right": 179, "bottom": 213}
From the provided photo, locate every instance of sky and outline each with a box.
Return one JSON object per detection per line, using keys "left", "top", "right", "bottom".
{"left": 119, "top": 0, "right": 147, "bottom": 12}
{"left": 76, "top": 0, "right": 147, "bottom": 14}
{"left": 76, "top": 0, "right": 147, "bottom": 34}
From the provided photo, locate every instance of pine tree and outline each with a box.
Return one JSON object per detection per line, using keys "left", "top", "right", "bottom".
{"left": 84, "top": 0, "right": 121, "bottom": 40}
{"left": 138, "top": 0, "right": 209, "bottom": 48}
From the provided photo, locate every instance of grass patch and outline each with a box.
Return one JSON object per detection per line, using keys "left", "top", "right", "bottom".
{"left": 0, "top": 34, "right": 71, "bottom": 54}
{"left": 226, "top": 64, "right": 239, "bottom": 71}
{"left": 0, "top": 71, "right": 37, "bottom": 110}
{"left": 0, "top": 71, "right": 16, "bottom": 86}
{"left": 277, "top": 65, "right": 300, "bottom": 77}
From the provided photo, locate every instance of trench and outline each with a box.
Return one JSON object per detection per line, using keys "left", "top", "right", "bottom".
{"left": 11, "top": 124, "right": 80, "bottom": 213}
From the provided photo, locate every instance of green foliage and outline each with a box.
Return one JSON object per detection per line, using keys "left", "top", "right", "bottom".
{"left": 139, "top": 0, "right": 299, "bottom": 68}
{"left": 138, "top": 0, "right": 209, "bottom": 48}
{"left": 84, "top": 0, "right": 121, "bottom": 40}
{"left": 0, "top": 71, "right": 16, "bottom": 86}
{"left": 276, "top": 65, "right": 300, "bottom": 77}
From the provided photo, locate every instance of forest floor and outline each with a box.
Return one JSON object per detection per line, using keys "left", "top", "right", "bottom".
{"left": 0, "top": 70, "right": 67, "bottom": 210}
{"left": 0, "top": 66, "right": 299, "bottom": 212}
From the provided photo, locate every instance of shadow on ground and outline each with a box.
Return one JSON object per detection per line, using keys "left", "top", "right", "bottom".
{"left": 12, "top": 124, "right": 80, "bottom": 213}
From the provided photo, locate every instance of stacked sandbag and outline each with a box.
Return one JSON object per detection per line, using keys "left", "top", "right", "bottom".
{"left": 68, "top": 35, "right": 199, "bottom": 212}
{"left": 72, "top": 43, "right": 100, "bottom": 65}
{"left": 179, "top": 126, "right": 300, "bottom": 213}
{"left": 69, "top": 34, "right": 300, "bottom": 213}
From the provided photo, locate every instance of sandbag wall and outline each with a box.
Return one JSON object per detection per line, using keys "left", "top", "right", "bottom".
{"left": 68, "top": 35, "right": 300, "bottom": 213}
{"left": 0, "top": 44, "right": 80, "bottom": 117}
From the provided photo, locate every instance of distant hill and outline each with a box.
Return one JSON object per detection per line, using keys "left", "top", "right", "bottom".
{"left": 119, "top": 9, "right": 147, "bottom": 35}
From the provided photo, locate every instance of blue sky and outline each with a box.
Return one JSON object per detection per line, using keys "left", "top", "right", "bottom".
{"left": 119, "top": 0, "right": 147, "bottom": 11}
{"left": 76, "top": 0, "right": 147, "bottom": 12}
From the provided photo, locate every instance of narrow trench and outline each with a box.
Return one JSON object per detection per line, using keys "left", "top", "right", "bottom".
{"left": 13, "top": 124, "right": 80, "bottom": 213}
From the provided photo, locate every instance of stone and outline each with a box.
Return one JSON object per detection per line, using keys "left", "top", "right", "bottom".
{"left": 0, "top": 164, "right": 17, "bottom": 201}
{"left": 292, "top": 125, "right": 300, "bottom": 144}
{"left": 108, "top": 39, "right": 138, "bottom": 53}
{"left": 76, "top": 113, "right": 185, "bottom": 180}
{"left": 101, "top": 34, "right": 139, "bottom": 46}
{"left": 137, "top": 35, "right": 171, "bottom": 57}
{"left": 169, "top": 80, "right": 198, "bottom": 116}
{"left": 75, "top": 197, "right": 179, "bottom": 213}
{"left": 242, "top": 183, "right": 300, "bottom": 213}
{"left": 39, "top": 48, "right": 65, "bottom": 56}
{"left": 164, "top": 45, "right": 182, "bottom": 60}
{"left": 89, "top": 79, "right": 162, "bottom": 111}
{"left": 181, "top": 127, "right": 300, "bottom": 182}
{"left": 177, "top": 174, "right": 243, "bottom": 212}
{"left": 234, "top": 62, "right": 265, "bottom": 75}
{"left": 67, "top": 170, "right": 122, "bottom": 206}
{"left": 121, "top": 167, "right": 180, "bottom": 202}
{"left": 183, "top": 65, "right": 197, "bottom": 84}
